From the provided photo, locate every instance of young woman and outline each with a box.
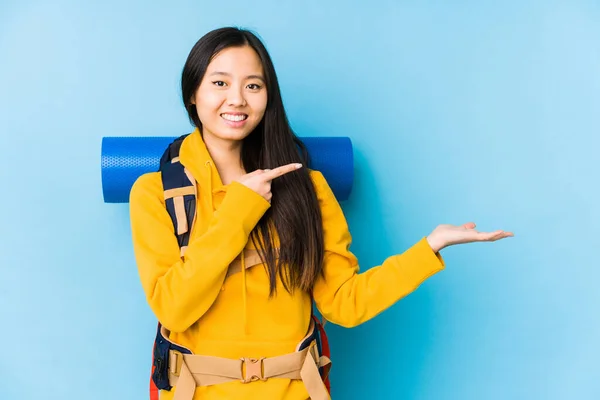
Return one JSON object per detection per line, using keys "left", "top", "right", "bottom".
{"left": 129, "top": 27, "right": 513, "bottom": 400}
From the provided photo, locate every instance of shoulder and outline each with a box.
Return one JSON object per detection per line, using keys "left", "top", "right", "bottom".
{"left": 309, "top": 169, "right": 327, "bottom": 193}
{"left": 129, "top": 171, "right": 164, "bottom": 206}
{"left": 309, "top": 169, "right": 337, "bottom": 206}
{"left": 308, "top": 169, "right": 350, "bottom": 237}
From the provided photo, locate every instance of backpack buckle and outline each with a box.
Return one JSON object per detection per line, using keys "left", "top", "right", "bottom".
{"left": 170, "top": 350, "right": 183, "bottom": 377}
{"left": 240, "top": 357, "right": 266, "bottom": 383}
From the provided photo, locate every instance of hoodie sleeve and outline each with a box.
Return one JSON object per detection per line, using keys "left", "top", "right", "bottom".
{"left": 311, "top": 171, "right": 445, "bottom": 328}
{"left": 129, "top": 172, "right": 270, "bottom": 333}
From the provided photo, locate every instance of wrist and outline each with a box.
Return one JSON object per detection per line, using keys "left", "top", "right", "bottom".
{"left": 426, "top": 234, "right": 444, "bottom": 253}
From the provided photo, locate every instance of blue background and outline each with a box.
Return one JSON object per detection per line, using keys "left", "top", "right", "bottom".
{"left": 1, "top": 1, "right": 599, "bottom": 399}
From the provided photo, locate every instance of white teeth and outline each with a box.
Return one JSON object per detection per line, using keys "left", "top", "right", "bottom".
{"left": 221, "top": 114, "right": 247, "bottom": 122}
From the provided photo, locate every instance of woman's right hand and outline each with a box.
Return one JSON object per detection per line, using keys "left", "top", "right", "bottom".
{"left": 236, "top": 163, "right": 303, "bottom": 202}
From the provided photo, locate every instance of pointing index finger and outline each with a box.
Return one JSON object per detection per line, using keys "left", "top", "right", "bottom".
{"left": 264, "top": 163, "right": 303, "bottom": 180}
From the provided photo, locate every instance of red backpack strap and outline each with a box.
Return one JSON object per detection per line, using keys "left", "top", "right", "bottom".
{"left": 310, "top": 293, "right": 332, "bottom": 393}
{"left": 149, "top": 376, "right": 159, "bottom": 400}
{"left": 149, "top": 331, "right": 160, "bottom": 400}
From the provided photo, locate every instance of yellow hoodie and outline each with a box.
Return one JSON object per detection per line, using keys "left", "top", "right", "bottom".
{"left": 129, "top": 129, "right": 445, "bottom": 400}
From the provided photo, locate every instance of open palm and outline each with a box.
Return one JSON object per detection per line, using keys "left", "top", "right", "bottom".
{"left": 427, "top": 222, "right": 514, "bottom": 252}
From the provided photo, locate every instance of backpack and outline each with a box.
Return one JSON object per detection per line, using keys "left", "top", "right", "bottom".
{"left": 148, "top": 134, "right": 331, "bottom": 400}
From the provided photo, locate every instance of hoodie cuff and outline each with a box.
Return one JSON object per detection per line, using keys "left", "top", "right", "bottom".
{"left": 391, "top": 236, "right": 446, "bottom": 284}
{"left": 216, "top": 181, "right": 271, "bottom": 235}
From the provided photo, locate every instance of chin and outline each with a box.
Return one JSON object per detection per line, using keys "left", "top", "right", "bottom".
{"left": 215, "top": 130, "right": 254, "bottom": 142}
{"left": 222, "top": 126, "right": 259, "bottom": 141}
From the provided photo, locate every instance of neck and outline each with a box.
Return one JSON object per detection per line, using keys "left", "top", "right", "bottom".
{"left": 202, "top": 133, "right": 245, "bottom": 185}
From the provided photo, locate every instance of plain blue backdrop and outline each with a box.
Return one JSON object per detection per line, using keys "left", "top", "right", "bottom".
{"left": 1, "top": 1, "right": 599, "bottom": 399}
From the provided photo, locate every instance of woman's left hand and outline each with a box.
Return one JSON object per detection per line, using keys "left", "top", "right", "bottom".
{"left": 426, "top": 222, "right": 514, "bottom": 253}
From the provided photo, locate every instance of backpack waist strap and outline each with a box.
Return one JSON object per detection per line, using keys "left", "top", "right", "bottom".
{"left": 168, "top": 342, "right": 330, "bottom": 400}
{"left": 162, "top": 317, "right": 331, "bottom": 400}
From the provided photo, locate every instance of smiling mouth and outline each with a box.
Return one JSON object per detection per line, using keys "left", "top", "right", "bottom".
{"left": 221, "top": 113, "right": 248, "bottom": 122}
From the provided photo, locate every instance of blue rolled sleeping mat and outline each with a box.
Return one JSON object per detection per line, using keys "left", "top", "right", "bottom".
{"left": 101, "top": 136, "right": 354, "bottom": 203}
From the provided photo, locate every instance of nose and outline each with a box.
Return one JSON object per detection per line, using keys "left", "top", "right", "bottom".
{"left": 227, "top": 85, "right": 247, "bottom": 107}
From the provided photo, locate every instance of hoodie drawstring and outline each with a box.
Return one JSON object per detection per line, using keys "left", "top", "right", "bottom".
{"left": 241, "top": 249, "right": 248, "bottom": 334}
{"left": 205, "top": 160, "right": 214, "bottom": 212}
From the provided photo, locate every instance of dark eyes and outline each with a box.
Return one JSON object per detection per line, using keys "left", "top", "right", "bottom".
{"left": 212, "top": 81, "right": 262, "bottom": 90}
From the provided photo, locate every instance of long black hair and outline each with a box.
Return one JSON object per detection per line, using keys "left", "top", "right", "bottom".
{"left": 181, "top": 27, "right": 324, "bottom": 295}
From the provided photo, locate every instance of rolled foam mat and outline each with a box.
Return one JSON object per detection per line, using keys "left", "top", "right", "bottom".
{"left": 101, "top": 136, "right": 354, "bottom": 203}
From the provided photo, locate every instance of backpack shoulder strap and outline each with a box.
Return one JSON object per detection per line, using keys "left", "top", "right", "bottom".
{"left": 151, "top": 134, "right": 199, "bottom": 398}
{"left": 158, "top": 134, "right": 197, "bottom": 257}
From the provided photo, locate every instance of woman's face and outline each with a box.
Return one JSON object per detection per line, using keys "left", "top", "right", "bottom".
{"left": 192, "top": 45, "right": 268, "bottom": 144}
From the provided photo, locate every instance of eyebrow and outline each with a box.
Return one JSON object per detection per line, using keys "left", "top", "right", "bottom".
{"left": 209, "top": 71, "right": 265, "bottom": 82}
